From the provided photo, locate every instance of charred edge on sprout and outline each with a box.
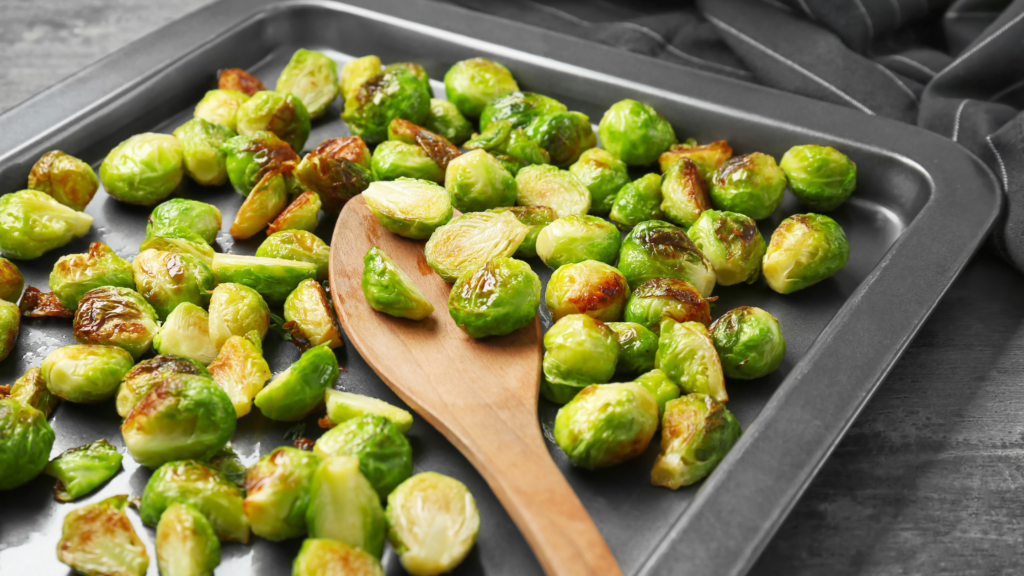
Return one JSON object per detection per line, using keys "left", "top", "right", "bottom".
{"left": 312, "top": 136, "right": 369, "bottom": 165}
{"left": 20, "top": 287, "right": 73, "bottom": 318}
{"left": 635, "top": 278, "right": 712, "bottom": 325}
{"left": 73, "top": 289, "right": 152, "bottom": 343}
{"left": 217, "top": 68, "right": 265, "bottom": 96}
{"left": 566, "top": 271, "right": 629, "bottom": 315}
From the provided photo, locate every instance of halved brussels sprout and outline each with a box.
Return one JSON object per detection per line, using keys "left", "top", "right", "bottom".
{"left": 314, "top": 135, "right": 373, "bottom": 169}
{"left": 480, "top": 91, "right": 567, "bottom": 130}
{"left": 45, "top": 439, "right": 123, "bottom": 502}
{"left": 569, "top": 148, "right": 631, "bottom": 216}
{"left": 618, "top": 220, "right": 717, "bottom": 295}
{"left": 386, "top": 472, "right": 480, "bottom": 576}
{"left": 424, "top": 98, "right": 474, "bottom": 145}
{"left": 230, "top": 170, "right": 289, "bottom": 239}
{"left": 384, "top": 62, "right": 431, "bottom": 94}
{"left": 9, "top": 367, "right": 59, "bottom": 417}
{"left": 780, "top": 144, "right": 857, "bottom": 211}
{"left": 294, "top": 538, "right": 384, "bottom": 576}
{"left": 0, "top": 398, "right": 54, "bottom": 490}
{"left": 57, "top": 495, "right": 149, "bottom": 576}
{"left": 207, "top": 331, "right": 270, "bottom": 417}
{"left": 172, "top": 118, "right": 236, "bottom": 187}
{"left": 133, "top": 249, "right": 215, "bottom": 319}
{"left": 444, "top": 150, "right": 517, "bottom": 212}
{"left": 294, "top": 145, "right": 373, "bottom": 215}
{"left": 236, "top": 90, "right": 311, "bottom": 151}
{"left": 100, "top": 133, "right": 184, "bottom": 206}
{"left": 314, "top": 414, "right": 412, "bottom": 499}
{"left": 624, "top": 278, "right": 712, "bottom": 334}
{"left": 598, "top": 99, "right": 677, "bottom": 166}
{"left": 121, "top": 374, "right": 236, "bottom": 468}
{"left": 388, "top": 118, "right": 462, "bottom": 172}
{"left": 325, "top": 389, "right": 414, "bottom": 433}
{"left": 659, "top": 139, "right": 733, "bottom": 183}
{"left": 0, "top": 300, "right": 19, "bottom": 362}
{"left": 424, "top": 211, "right": 529, "bottom": 282}
{"left": 0, "top": 257, "right": 23, "bottom": 302}
{"left": 545, "top": 260, "right": 629, "bottom": 323}
{"left": 27, "top": 150, "right": 99, "bottom": 211}
{"left": 554, "top": 382, "right": 658, "bottom": 469}
{"left": 152, "top": 303, "right": 220, "bottom": 365}
{"left": 72, "top": 286, "right": 160, "bottom": 358}
{"left": 50, "top": 242, "right": 134, "bottom": 310}
{"left": 212, "top": 253, "right": 318, "bottom": 306}
{"left": 42, "top": 344, "right": 134, "bottom": 403}
{"left": 243, "top": 446, "right": 321, "bottom": 541}
{"left": 306, "top": 455, "right": 386, "bottom": 557}
{"left": 444, "top": 57, "right": 519, "bottom": 119}
{"left": 363, "top": 178, "right": 453, "bottom": 239}
{"left": 686, "top": 209, "right": 766, "bottom": 286}
{"left": 541, "top": 314, "right": 619, "bottom": 404}
{"left": 343, "top": 69, "right": 431, "bottom": 144}
{"left": 341, "top": 55, "right": 383, "bottom": 102}
{"left": 711, "top": 306, "right": 786, "bottom": 379}
{"left": 371, "top": 141, "right": 445, "bottom": 183}
{"left": 221, "top": 131, "right": 299, "bottom": 195}
{"left": 515, "top": 164, "right": 590, "bottom": 218}
{"left": 536, "top": 215, "right": 620, "bottom": 268}
{"left": 255, "top": 344, "right": 338, "bottom": 421}
{"left": 709, "top": 152, "right": 787, "bottom": 220}
{"left": 763, "top": 213, "right": 849, "bottom": 294}
{"left": 609, "top": 173, "right": 664, "bottom": 230}
{"left": 19, "top": 286, "right": 72, "bottom": 318}
{"left": 523, "top": 111, "right": 596, "bottom": 168}
{"left": 116, "top": 354, "right": 210, "bottom": 418}
{"left": 194, "top": 89, "right": 250, "bottom": 132}
{"left": 148, "top": 198, "right": 223, "bottom": 244}
{"left": 660, "top": 158, "right": 712, "bottom": 228}
{"left": 277, "top": 49, "right": 339, "bottom": 119}
{"left": 208, "top": 283, "right": 271, "bottom": 349}
{"left": 257, "top": 229, "right": 330, "bottom": 281}
{"left": 139, "top": 225, "right": 215, "bottom": 266}
{"left": 449, "top": 257, "right": 540, "bottom": 338}
{"left": 156, "top": 502, "right": 221, "bottom": 576}
{"left": 487, "top": 205, "right": 556, "bottom": 259}
{"left": 607, "top": 322, "right": 658, "bottom": 378}
{"left": 140, "top": 460, "right": 249, "bottom": 543}
{"left": 633, "top": 368, "right": 681, "bottom": 417}
{"left": 464, "top": 120, "right": 550, "bottom": 167}
{"left": 0, "top": 189, "right": 93, "bottom": 260}
{"left": 657, "top": 319, "right": 727, "bottom": 402}
{"left": 284, "top": 278, "right": 343, "bottom": 349}
{"left": 219, "top": 68, "right": 265, "bottom": 95}
{"left": 268, "top": 190, "right": 321, "bottom": 234}
{"left": 652, "top": 394, "right": 741, "bottom": 489}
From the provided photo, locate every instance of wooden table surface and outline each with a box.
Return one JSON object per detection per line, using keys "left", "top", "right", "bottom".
{"left": 3, "top": 1, "right": 1021, "bottom": 574}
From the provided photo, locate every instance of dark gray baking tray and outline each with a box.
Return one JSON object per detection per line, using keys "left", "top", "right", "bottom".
{"left": 0, "top": 0, "right": 1001, "bottom": 574}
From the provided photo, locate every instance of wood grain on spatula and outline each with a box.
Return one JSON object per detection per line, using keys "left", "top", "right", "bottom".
{"left": 329, "top": 195, "right": 622, "bottom": 576}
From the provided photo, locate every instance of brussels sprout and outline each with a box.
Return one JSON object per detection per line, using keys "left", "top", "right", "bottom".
{"left": 314, "top": 414, "right": 412, "bottom": 499}
{"left": 139, "top": 226, "right": 216, "bottom": 266}
{"left": 779, "top": 144, "right": 857, "bottom": 211}
{"left": 243, "top": 446, "right": 320, "bottom": 541}
{"left": 371, "top": 141, "right": 445, "bottom": 183}
{"left": 464, "top": 120, "right": 550, "bottom": 167}
{"left": 293, "top": 143, "right": 373, "bottom": 215}
{"left": 0, "top": 189, "right": 93, "bottom": 260}
{"left": 763, "top": 213, "right": 849, "bottom": 294}
{"left": 27, "top": 150, "right": 99, "bottom": 211}
{"left": 609, "top": 173, "right": 665, "bottom": 230}
{"left": 325, "top": 389, "right": 414, "bottom": 433}
{"left": 480, "top": 91, "right": 567, "bottom": 130}
{"left": 657, "top": 319, "right": 727, "bottom": 402}
{"left": 172, "top": 118, "right": 236, "bottom": 187}
{"left": 276, "top": 49, "right": 339, "bottom": 119}
{"left": 221, "top": 131, "right": 300, "bottom": 195}
{"left": 686, "top": 210, "right": 766, "bottom": 286}
{"left": 122, "top": 374, "right": 236, "bottom": 468}
{"left": 218, "top": 68, "right": 266, "bottom": 96}
{"left": 19, "top": 286, "right": 73, "bottom": 318}
{"left": 140, "top": 460, "right": 249, "bottom": 543}
{"left": 9, "top": 367, "right": 59, "bottom": 417}
{"left": 709, "top": 152, "right": 787, "bottom": 220}
{"left": 57, "top": 495, "right": 149, "bottom": 576}
{"left": 208, "top": 283, "right": 271, "bottom": 349}
{"left": 306, "top": 455, "right": 386, "bottom": 557}
{"left": 206, "top": 444, "right": 247, "bottom": 488}
{"left": 363, "top": 178, "right": 452, "bottom": 240}
{"left": 116, "top": 354, "right": 210, "bottom": 418}
{"left": 230, "top": 170, "right": 289, "bottom": 239}
{"left": 212, "top": 253, "right": 317, "bottom": 306}
{"left": 535, "top": 214, "right": 620, "bottom": 269}
{"left": 449, "top": 257, "right": 540, "bottom": 338}
{"left": 100, "top": 133, "right": 184, "bottom": 206}
{"left": 311, "top": 135, "right": 372, "bottom": 169}
{"left": 486, "top": 205, "right": 556, "bottom": 259}
{"left": 633, "top": 368, "right": 681, "bottom": 417}
{"left": 618, "top": 220, "right": 717, "bottom": 295}
{"left": 284, "top": 278, "right": 343, "bottom": 349}
{"left": 0, "top": 300, "right": 19, "bottom": 362}
{"left": 515, "top": 164, "right": 590, "bottom": 218}
{"left": 341, "top": 55, "right": 383, "bottom": 102}
{"left": 44, "top": 439, "right": 123, "bottom": 502}
{"left": 194, "top": 89, "right": 250, "bottom": 132}
{"left": 424, "top": 211, "right": 529, "bottom": 282}
{"left": 624, "top": 278, "right": 712, "bottom": 335}
{"left": 659, "top": 139, "right": 733, "bottom": 183}
{"left": 424, "top": 98, "right": 474, "bottom": 145}
{"left": 384, "top": 62, "right": 431, "bottom": 94}
{"left": 711, "top": 306, "right": 787, "bottom": 380}
{"left": 236, "top": 90, "right": 311, "bottom": 151}
{"left": 50, "top": 242, "right": 134, "bottom": 310}
{"left": 156, "top": 502, "right": 221, "bottom": 576}
{"left": 660, "top": 158, "right": 712, "bottom": 228}
{"left": 255, "top": 343, "right": 338, "bottom": 421}
{"left": 544, "top": 260, "right": 629, "bottom": 323}
{"left": 387, "top": 118, "right": 462, "bottom": 172}
{"left": 541, "top": 314, "right": 619, "bottom": 404}
{"left": 361, "top": 246, "right": 434, "bottom": 321}
{"left": 523, "top": 111, "right": 596, "bottom": 168}
{"left": 294, "top": 538, "right": 385, "bottom": 576}
{"left": 148, "top": 198, "right": 223, "bottom": 244}
{"left": 554, "top": 382, "right": 658, "bottom": 469}
{"left": 652, "top": 394, "right": 741, "bottom": 489}
{"left": 257, "top": 230, "right": 330, "bottom": 281}
{"left": 0, "top": 398, "right": 54, "bottom": 490}
{"left": 598, "top": 99, "right": 677, "bottom": 166}
{"left": 444, "top": 150, "right": 517, "bottom": 213}
{"left": 153, "top": 303, "right": 220, "bottom": 365}
{"left": 133, "top": 249, "right": 215, "bottom": 319}
{"left": 568, "top": 148, "right": 631, "bottom": 216}
{"left": 42, "top": 344, "right": 134, "bottom": 403}
{"left": 73, "top": 287, "right": 159, "bottom": 359}
{"left": 444, "top": 57, "right": 519, "bottom": 119}
{"left": 343, "top": 69, "right": 431, "bottom": 144}
{"left": 207, "top": 331, "right": 271, "bottom": 417}
{"left": 606, "top": 322, "right": 658, "bottom": 378}
{"left": 386, "top": 472, "right": 480, "bottom": 576}
{"left": 268, "top": 190, "right": 321, "bottom": 235}
{"left": 0, "top": 257, "right": 23, "bottom": 302}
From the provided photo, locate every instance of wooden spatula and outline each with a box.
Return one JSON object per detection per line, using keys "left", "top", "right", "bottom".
{"left": 329, "top": 195, "right": 622, "bottom": 576}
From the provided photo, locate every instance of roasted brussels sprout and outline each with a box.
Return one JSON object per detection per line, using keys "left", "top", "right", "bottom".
{"left": 523, "top": 111, "right": 596, "bottom": 167}
{"left": 541, "top": 314, "right": 619, "bottom": 404}
{"left": 424, "top": 211, "right": 529, "bottom": 282}
{"left": 156, "top": 502, "right": 221, "bottom": 576}
{"left": 0, "top": 398, "right": 54, "bottom": 490}
{"left": 0, "top": 189, "right": 93, "bottom": 260}
{"left": 50, "top": 242, "right": 134, "bottom": 310}
{"left": 686, "top": 210, "right": 766, "bottom": 286}
{"left": 361, "top": 246, "right": 434, "bottom": 321}
{"left": 70, "top": 286, "right": 159, "bottom": 358}
{"left": 554, "top": 382, "right": 658, "bottom": 469}
{"left": 212, "top": 252, "right": 318, "bottom": 306}
{"left": 343, "top": 69, "right": 431, "bottom": 144}
{"left": 255, "top": 344, "right": 338, "bottom": 421}
{"left": 284, "top": 278, "right": 343, "bottom": 349}
{"left": 659, "top": 139, "right": 733, "bottom": 183}
{"left": 208, "top": 283, "right": 271, "bottom": 349}
{"left": 236, "top": 90, "right": 311, "bottom": 151}
{"left": 0, "top": 300, "right": 19, "bottom": 362}
{"left": 444, "top": 150, "right": 517, "bottom": 212}
{"left": 487, "top": 205, "right": 556, "bottom": 259}
{"left": 116, "top": 354, "right": 210, "bottom": 418}
{"left": 464, "top": 120, "right": 550, "bottom": 167}
{"left": 544, "top": 260, "right": 628, "bottom": 323}
{"left": 293, "top": 539, "right": 384, "bottom": 576}
{"left": 0, "top": 257, "right": 23, "bottom": 302}
{"left": 306, "top": 455, "right": 387, "bottom": 557}
{"left": 536, "top": 215, "right": 620, "bottom": 268}
{"left": 449, "top": 257, "right": 540, "bottom": 338}
{"left": 763, "top": 213, "right": 849, "bottom": 294}
{"left": 230, "top": 170, "right": 289, "bottom": 239}
{"left": 424, "top": 98, "right": 474, "bottom": 145}
{"left": 148, "top": 198, "right": 223, "bottom": 244}
{"left": 42, "top": 344, "right": 134, "bottom": 403}
{"left": 610, "top": 173, "right": 665, "bottom": 230}
{"left": 221, "top": 130, "right": 300, "bottom": 195}
{"left": 257, "top": 229, "right": 330, "bottom": 281}
{"left": 325, "top": 389, "right": 414, "bottom": 433}
{"left": 57, "top": 495, "right": 149, "bottom": 576}
{"left": 194, "top": 89, "right": 250, "bottom": 132}
{"left": 44, "top": 439, "right": 123, "bottom": 502}
{"left": 651, "top": 393, "right": 741, "bottom": 489}
{"left": 633, "top": 368, "right": 681, "bottom": 417}
{"left": 480, "top": 91, "right": 566, "bottom": 130}
{"left": 362, "top": 178, "right": 453, "bottom": 239}
{"left": 386, "top": 472, "right": 480, "bottom": 576}
{"left": 711, "top": 306, "right": 786, "bottom": 379}
{"left": 780, "top": 144, "right": 857, "bottom": 211}
{"left": 19, "top": 286, "right": 72, "bottom": 318}
{"left": 139, "top": 225, "right": 216, "bottom": 266}
{"left": 598, "top": 99, "right": 677, "bottom": 166}
{"left": 218, "top": 68, "right": 265, "bottom": 95}
{"left": 9, "top": 367, "right": 59, "bottom": 417}
{"left": 515, "top": 164, "right": 590, "bottom": 218}
{"left": 133, "top": 249, "right": 215, "bottom": 319}
{"left": 100, "top": 133, "right": 184, "bottom": 206}
{"left": 618, "top": 220, "right": 717, "bottom": 295}
{"left": 387, "top": 118, "right": 462, "bottom": 171}
{"left": 314, "top": 414, "right": 413, "bottom": 499}
{"left": 384, "top": 61, "right": 431, "bottom": 95}
{"left": 624, "top": 278, "right": 712, "bottom": 334}
{"left": 709, "top": 152, "right": 787, "bottom": 220}
{"left": 27, "top": 150, "right": 99, "bottom": 211}
{"left": 172, "top": 118, "right": 235, "bottom": 187}
{"left": 341, "top": 55, "right": 383, "bottom": 102}
{"left": 152, "top": 303, "right": 220, "bottom": 365}
{"left": 444, "top": 57, "right": 519, "bottom": 119}
{"left": 607, "top": 322, "right": 658, "bottom": 378}
{"left": 657, "top": 319, "right": 727, "bottom": 402}
{"left": 243, "top": 446, "right": 321, "bottom": 541}
{"left": 276, "top": 49, "right": 339, "bottom": 119}
{"left": 371, "top": 141, "right": 443, "bottom": 183}
{"left": 660, "top": 157, "right": 712, "bottom": 228}
{"left": 293, "top": 145, "right": 372, "bottom": 216}
{"left": 140, "top": 460, "right": 249, "bottom": 543}
{"left": 268, "top": 190, "right": 321, "bottom": 234}
{"left": 568, "top": 148, "right": 631, "bottom": 216}
{"left": 207, "top": 331, "right": 270, "bottom": 417}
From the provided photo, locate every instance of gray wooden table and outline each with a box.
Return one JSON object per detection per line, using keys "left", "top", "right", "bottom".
{"left": 3, "top": 1, "right": 1021, "bottom": 574}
